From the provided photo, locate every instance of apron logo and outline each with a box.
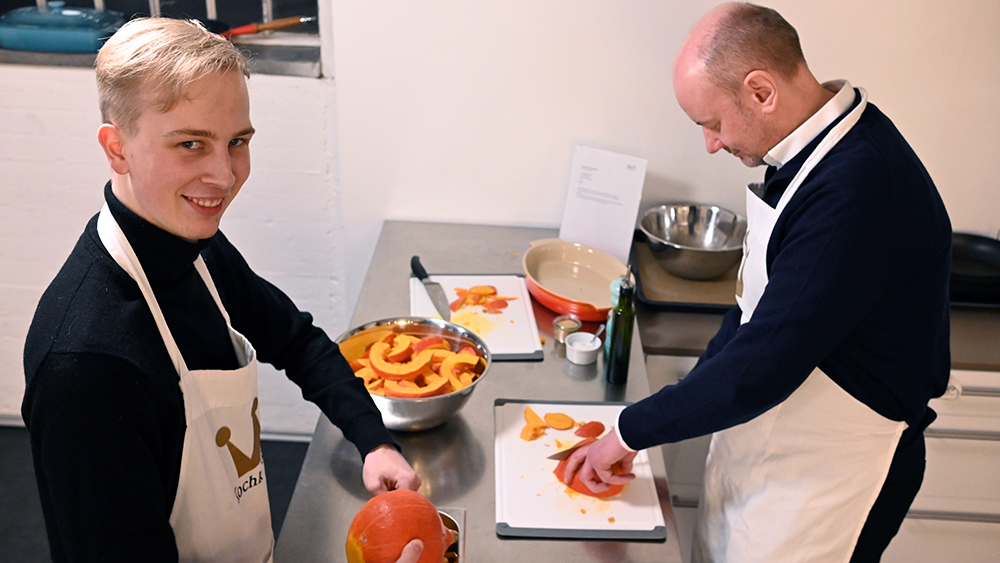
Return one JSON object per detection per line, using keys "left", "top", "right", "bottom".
{"left": 215, "top": 397, "right": 263, "bottom": 478}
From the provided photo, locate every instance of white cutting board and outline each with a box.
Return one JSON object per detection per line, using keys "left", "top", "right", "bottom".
{"left": 409, "top": 274, "right": 543, "bottom": 361}
{"left": 494, "top": 400, "right": 666, "bottom": 540}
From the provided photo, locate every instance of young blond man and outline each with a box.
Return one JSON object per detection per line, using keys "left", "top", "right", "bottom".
{"left": 24, "top": 18, "right": 429, "bottom": 562}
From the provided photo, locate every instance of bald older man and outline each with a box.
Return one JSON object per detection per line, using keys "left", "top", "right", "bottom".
{"left": 565, "top": 4, "right": 951, "bottom": 562}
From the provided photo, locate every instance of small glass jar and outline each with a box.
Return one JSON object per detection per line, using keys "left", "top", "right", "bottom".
{"left": 552, "top": 314, "right": 582, "bottom": 343}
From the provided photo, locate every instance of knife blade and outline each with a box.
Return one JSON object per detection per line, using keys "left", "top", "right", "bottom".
{"left": 546, "top": 437, "right": 597, "bottom": 461}
{"left": 411, "top": 256, "right": 451, "bottom": 321}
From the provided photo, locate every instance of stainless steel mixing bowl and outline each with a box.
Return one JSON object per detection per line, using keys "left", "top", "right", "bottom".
{"left": 335, "top": 317, "right": 492, "bottom": 431}
{"left": 639, "top": 203, "right": 747, "bottom": 280}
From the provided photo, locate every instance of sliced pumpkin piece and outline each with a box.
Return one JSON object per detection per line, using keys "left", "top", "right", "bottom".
{"left": 544, "top": 412, "right": 575, "bottom": 430}
{"left": 457, "top": 346, "right": 481, "bottom": 357}
{"left": 348, "top": 357, "right": 371, "bottom": 372}
{"left": 469, "top": 285, "right": 497, "bottom": 296}
{"left": 443, "top": 369, "right": 464, "bottom": 392}
{"left": 424, "top": 349, "right": 454, "bottom": 373}
{"left": 524, "top": 406, "right": 545, "bottom": 427}
{"left": 574, "top": 421, "right": 606, "bottom": 438}
{"left": 519, "top": 406, "right": 547, "bottom": 441}
{"left": 384, "top": 334, "right": 414, "bottom": 363}
{"left": 384, "top": 371, "right": 450, "bottom": 398}
{"left": 412, "top": 335, "right": 450, "bottom": 354}
{"left": 337, "top": 329, "right": 393, "bottom": 363}
{"left": 519, "top": 423, "right": 546, "bottom": 441}
{"left": 439, "top": 353, "right": 482, "bottom": 377}
{"left": 369, "top": 341, "right": 432, "bottom": 381}
{"left": 354, "top": 365, "right": 379, "bottom": 386}
{"left": 364, "top": 377, "right": 384, "bottom": 393}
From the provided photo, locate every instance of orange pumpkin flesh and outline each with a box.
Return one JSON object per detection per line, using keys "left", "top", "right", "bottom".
{"left": 346, "top": 489, "right": 450, "bottom": 563}
{"left": 553, "top": 459, "right": 625, "bottom": 499}
{"left": 342, "top": 333, "right": 485, "bottom": 398}
{"left": 384, "top": 335, "right": 415, "bottom": 363}
{"left": 524, "top": 406, "right": 545, "bottom": 427}
{"left": 383, "top": 371, "right": 450, "bottom": 398}
{"left": 369, "top": 342, "right": 433, "bottom": 381}
{"left": 438, "top": 353, "right": 481, "bottom": 378}
{"left": 519, "top": 406, "right": 547, "bottom": 441}
{"left": 574, "top": 421, "right": 605, "bottom": 438}
{"left": 543, "top": 412, "right": 575, "bottom": 430}
{"left": 411, "top": 336, "right": 449, "bottom": 354}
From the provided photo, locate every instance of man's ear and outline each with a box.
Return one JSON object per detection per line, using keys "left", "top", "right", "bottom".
{"left": 743, "top": 70, "right": 778, "bottom": 114}
{"left": 97, "top": 123, "right": 130, "bottom": 175}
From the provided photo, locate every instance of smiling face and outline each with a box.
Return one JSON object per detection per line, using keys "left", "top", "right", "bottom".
{"left": 104, "top": 69, "right": 254, "bottom": 241}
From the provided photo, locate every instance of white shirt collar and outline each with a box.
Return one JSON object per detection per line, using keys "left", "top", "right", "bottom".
{"left": 763, "top": 79, "right": 855, "bottom": 168}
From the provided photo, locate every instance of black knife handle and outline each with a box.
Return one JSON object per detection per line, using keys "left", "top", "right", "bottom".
{"left": 411, "top": 256, "right": 429, "bottom": 281}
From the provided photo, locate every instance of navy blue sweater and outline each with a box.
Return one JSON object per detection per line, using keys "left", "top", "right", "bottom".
{"left": 22, "top": 185, "right": 394, "bottom": 562}
{"left": 620, "top": 100, "right": 951, "bottom": 457}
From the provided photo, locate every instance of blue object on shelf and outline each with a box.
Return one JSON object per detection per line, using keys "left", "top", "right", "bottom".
{"left": 0, "top": 2, "right": 123, "bottom": 54}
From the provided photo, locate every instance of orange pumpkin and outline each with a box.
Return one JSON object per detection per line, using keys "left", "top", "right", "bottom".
{"left": 346, "top": 489, "right": 451, "bottom": 563}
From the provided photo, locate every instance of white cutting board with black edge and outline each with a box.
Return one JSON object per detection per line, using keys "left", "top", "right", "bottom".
{"left": 410, "top": 274, "right": 543, "bottom": 361}
{"left": 494, "top": 399, "right": 666, "bottom": 540}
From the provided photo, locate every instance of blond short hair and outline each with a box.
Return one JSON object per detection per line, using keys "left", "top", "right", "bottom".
{"left": 96, "top": 18, "right": 250, "bottom": 135}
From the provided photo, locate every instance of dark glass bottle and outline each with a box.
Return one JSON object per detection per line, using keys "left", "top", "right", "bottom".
{"left": 604, "top": 267, "right": 634, "bottom": 385}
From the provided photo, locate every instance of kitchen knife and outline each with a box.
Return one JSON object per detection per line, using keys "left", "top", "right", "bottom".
{"left": 411, "top": 256, "right": 451, "bottom": 321}
{"left": 546, "top": 438, "right": 597, "bottom": 461}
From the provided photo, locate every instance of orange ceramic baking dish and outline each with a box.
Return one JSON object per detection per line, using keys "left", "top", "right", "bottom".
{"left": 522, "top": 238, "right": 627, "bottom": 322}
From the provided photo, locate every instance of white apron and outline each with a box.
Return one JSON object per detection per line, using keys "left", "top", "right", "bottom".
{"left": 98, "top": 205, "right": 274, "bottom": 563}
{"left": 692, "top": 89, "right": 907, "bottom": 563}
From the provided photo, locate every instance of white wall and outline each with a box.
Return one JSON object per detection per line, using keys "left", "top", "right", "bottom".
{"left": 1, "top": 66, "right": 108, "bottom": 425}
{"left": 2, "top": 0, "right": 999, "bottom": 434}
{"left": 331, "top": 0, "right": 1000, "bottom": 313}
{"left": 0, "top": 65, "right": 340, "bottom": 437}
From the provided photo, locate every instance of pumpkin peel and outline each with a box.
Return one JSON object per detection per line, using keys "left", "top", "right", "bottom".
{"left": 345, "top": 489, "right": 449, "bottom": 563}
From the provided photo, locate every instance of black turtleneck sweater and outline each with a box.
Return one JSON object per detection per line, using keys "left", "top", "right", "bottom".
{"left": 22, "top": 183, "right": 394, "bottom": 563}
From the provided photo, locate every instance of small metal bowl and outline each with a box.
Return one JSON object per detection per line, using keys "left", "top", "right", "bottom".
{"left": 335, "top": 317, "right": 491, "bottom": 431}
{"left": 639, "top": 203, "right": 747, "bottom": 280}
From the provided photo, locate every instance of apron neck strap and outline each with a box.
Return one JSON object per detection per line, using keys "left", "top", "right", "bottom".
{"left": 97, "top": 204, "right": 229, "bottom": 375}
{"left": 774, "top": 88, "right": 868, "bottom": 213}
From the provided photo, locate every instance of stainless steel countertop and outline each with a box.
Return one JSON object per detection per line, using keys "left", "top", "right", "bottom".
{"left": 274, "top": 220, "right": 683, "bottom": 563}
